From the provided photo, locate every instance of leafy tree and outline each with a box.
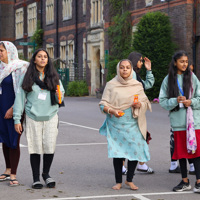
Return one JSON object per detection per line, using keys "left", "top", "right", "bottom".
{"left": 31, "top": 21, "right": 44, "bottom": 49}
{"left": 107, "top": 7, "right": 132, "bottom": 80}
{"left": 132, "top": 11, "right": 176, "bottom": 100}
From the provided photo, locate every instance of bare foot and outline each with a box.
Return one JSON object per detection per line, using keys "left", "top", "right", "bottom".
{"left": 112, "top": 183, "right": 122, "bottom": 190}
{"left": 125, "top": 181, "right": 138, "bottom": 190}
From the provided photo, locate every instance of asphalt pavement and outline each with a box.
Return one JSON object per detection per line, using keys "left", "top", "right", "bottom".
{"left": 0, "top": 96, "right": 199, "bottom": 200}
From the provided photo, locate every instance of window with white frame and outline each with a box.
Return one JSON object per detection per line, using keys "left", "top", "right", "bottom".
{"left": 145, "top": 0, "right": 153, "bottom": 7}
{"left": 28, "top": 48, "right": 33, "bottom": 60}
{"left": 91, "top": 0, "right": 103, "bottom": 27}
{"left": 27, "top": 3, "right": 37, "bottom": 36}
{"left": 60, "top": 41, "right": 66, "bottom": 69}
{"left": 132, "top": 24, "right": 138, "bottom": 45}
{"left": 46, "top": 44, "right": 54, "bottom": 58}
{"left": 83, "top": 0, "right": 86, "bottom": 15}
{"left": 82, "top": 39, "right": 87, "bottom": 79}
{"left": 67, "top": 41, "right": 74, "bottom": 81}
{"left": 46, "top": 0, "right": 54, "bottom": 24}
{"left": 17, "top": 49, "right": 23, "bottom": 60}
{"left": 15, "top": 8, "right": 24, "bottom": 39}
{"left": 63, "top": 0, "right": 72, "bottom": 20}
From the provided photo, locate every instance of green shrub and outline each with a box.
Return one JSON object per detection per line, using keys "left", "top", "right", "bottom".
{"left": 67, "top": 80, "right": 89, "bottom": 96}
{"left": 132, "top": 11, "right": 176, "bottom": 100}
{"left": 31, "top": 21, "right": 44, "bottom": 49}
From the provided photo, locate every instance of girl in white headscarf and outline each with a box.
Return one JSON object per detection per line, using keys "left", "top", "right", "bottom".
{"left": 0, "top": 41, "right": 29, "bottom": 186}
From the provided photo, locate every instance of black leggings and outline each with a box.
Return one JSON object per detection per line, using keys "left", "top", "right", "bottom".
{"left": 30, "top": 154, "right": 54, "bottom": 182}
{"left": 179, "top": 157, "right": 200, "bottom": 179}
{"left": 113, "top": 158, "right": 138, "bottom": 183}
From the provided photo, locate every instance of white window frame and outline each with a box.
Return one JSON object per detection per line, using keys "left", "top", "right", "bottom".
{"left": 82, "top": 38, "right": 87, "bottom": 79}
{"left": 60, "top": 41, "right": 67, "bottom": 69}
{"left": 145, "top": 0, "right": 153, "bottom": 7}
{"left": 83, "top": 0, "right": 86, "bottom": 16}
{"left": 15, "top": 8, "right": 24, "bottom": 39}
{"left": 27, "top": 2, "right": 37, "bottom": 37}
{"left": 63, "top": 0, "right": 72, "bottom": 21}
{"left": 28, "top": 48, "right": 33, "bottom": 60}
{"left": 91, "top": 0, "right": 103, "bottom": 27}
{"left": 67, "top": 40, "right": 74, "bottom": 81}
{"left": 46, "top": 0, "right": 54, "bottom": 25}
{"left": 46, "top": 43, "right": 54, "bottom": 59}
{"left": 17, "top": 49, "right": 24, "bottom": 59}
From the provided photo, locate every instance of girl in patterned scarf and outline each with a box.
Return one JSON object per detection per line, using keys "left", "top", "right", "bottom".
{"left": 0, "top": 41, "right": 29, "bottom": 186}
{"left": 159, "top": 50, "right": 200, "bottom": 193}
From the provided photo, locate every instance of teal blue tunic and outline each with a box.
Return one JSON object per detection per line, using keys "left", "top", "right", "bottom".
{"left": 99, "top": 106, "right": 150, "bottom": 162}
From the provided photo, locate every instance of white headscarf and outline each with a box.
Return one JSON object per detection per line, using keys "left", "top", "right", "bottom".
{"left": 0, "top": 41, "right": 29, "bottom": 93}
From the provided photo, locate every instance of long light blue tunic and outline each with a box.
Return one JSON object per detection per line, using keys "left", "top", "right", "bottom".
{"left": 99, "top": 106, "right": 150, "bottom": 162}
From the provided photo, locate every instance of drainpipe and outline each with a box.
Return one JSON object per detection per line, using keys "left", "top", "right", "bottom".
{"left": 75, "top": 0, "right": 78, "bottom": 75}
{"left": 56, "top": 0, "right": 59, "bottom": 58}
{"left": 40, "top": 0, "right": 43, "bottom": 34}
{"left": 192, "top": 0, "right": 197, "bottom": 73}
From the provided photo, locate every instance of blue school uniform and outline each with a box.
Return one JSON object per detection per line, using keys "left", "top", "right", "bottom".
{"left": 0, "top": 74, "right": 19, "bottom": 149}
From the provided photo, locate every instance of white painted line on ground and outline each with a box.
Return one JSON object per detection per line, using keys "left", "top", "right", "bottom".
{"left": 5, "top": 142, "right": 107, "bottom": 149}
{"left": 6, "top": 142, "right": 107, "bottom": 149}
{"left": 33, "top": 191, "right": 194, "bottom": 200}
{"left": 0, "top": 144, "right": 27, "bottom": 148}
{"left": 59, "top": 121, "right": 99, "bottom": 131}
{"left": 56, "top": 143, "right": 107, "bottom": 146}
{"left": 0, "top": 121, "right": 102, "bottom": 149}
{"left": 134, "top": 194, "right": 151, "bottom": 200}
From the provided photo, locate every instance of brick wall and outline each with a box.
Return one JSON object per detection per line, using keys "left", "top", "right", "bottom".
{"left": 0, "top": 0, "right": 15, "bottom": 41}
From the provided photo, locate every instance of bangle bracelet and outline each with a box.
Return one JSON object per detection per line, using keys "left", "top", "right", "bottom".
{"left": 108, "top": 108, "right": 111, "bottom": 114}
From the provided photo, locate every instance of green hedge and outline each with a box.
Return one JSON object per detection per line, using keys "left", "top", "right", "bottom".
{"left": 132, "top": 11, "right": 176, "bottom": 100}
{"left": 67, "top": 80, "right": 89, "bottom": 96}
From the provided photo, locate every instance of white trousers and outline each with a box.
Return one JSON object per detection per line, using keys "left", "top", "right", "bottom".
{"left": 25, "top": 114, "right": 58, "bottom": 154}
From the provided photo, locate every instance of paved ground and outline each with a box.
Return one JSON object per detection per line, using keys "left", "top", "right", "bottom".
{"left": 0, "top": 96, "right": 199, "bottom": 200}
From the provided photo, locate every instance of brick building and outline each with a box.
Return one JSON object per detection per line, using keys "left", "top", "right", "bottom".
{"left": 10, "top": 0, "right": 200, "bottom": 95}
{"left": 131, "top": 0, "right": 200, "bottom": 78}
{"left": 0, "top": 0, "right": 15, "bottom": 42}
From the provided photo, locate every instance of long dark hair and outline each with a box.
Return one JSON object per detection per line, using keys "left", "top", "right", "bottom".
{"left": 168, "top": 50, "right": 191, "bottom": 111}
{"left": 128, "top": 51, "right": 145, "bottom": 89}
{"left": 127, "top": 51, "right": 142, "bottom": 73}
{"left": 22, "top": 48, "right": 59, "bottom": 92}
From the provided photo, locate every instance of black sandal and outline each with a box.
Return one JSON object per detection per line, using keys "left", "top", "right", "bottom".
{"left": 0, "top": 174, "right": 10, "bottom": 181}
{"left": 45, "top": 177, "right": 56, "bottom": 188}
{"left": 42, "top": 173, "right": 56, "bottom": 188}
{"left": 32, "top": 181, "right": 43, "bottom": 189}
{"left": 9, "top": 179, "right": 19, "bottom": 187}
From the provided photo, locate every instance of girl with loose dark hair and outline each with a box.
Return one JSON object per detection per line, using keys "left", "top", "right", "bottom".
{"left": 168, "top": 50, "right": 191, "bottom": 111}
{"left": 167, "top": 51, "right": 195, "bottom": 174}
{"left": 127, "top": 52, "right": 154, "bottom": 174}
{"left": 22, "top": 48, "right": 59, "bottom": 98}
{"left": 128, "top": 51, "right": 154, "bottom": 90}
{"left": 159, "top": 50, "right": 200, "bottom": 193}
{"left": 13, "top": 49, "right": 65, "bottom": 189}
